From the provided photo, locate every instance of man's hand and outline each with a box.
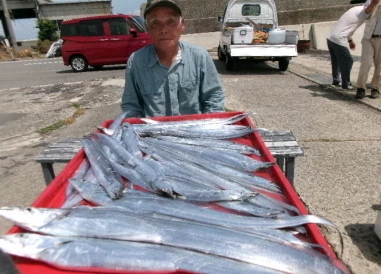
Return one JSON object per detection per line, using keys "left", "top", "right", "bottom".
{"left": 365, "top": 0, "right": 381, "bottom": 14}
{"left": 349, "top": 40, "right": 356, "bottom": 50}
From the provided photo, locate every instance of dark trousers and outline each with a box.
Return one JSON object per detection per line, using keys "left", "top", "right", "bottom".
{"left": 327, "top": 39, "right": 354, "bottom": 88}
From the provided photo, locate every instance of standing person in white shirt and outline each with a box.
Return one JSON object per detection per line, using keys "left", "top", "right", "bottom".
{"left": 356, "top": 0, "right": 381, "bottom": 99}
{"left": 327, "top": 6, "right": 368, "bottom": 90}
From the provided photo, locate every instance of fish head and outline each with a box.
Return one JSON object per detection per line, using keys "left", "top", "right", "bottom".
{"left": 97, "top": 126, "right": 115, "bottom": 136}
{"left": 0, "top": 233, "right": 66, "bottom": 259}
{"left": 0, "top": 207, "right": 69, "bottom": 231}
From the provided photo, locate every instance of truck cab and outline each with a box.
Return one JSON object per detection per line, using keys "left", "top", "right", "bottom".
{"left": 218, "top": 0, "right": 298, "bottom": 71}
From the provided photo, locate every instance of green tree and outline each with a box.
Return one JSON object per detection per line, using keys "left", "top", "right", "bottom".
{"left": 36, "top": 19, "right": 59, "bottom": 41}
{"left": 36, "top": 19, "right": 59, "bottom": 53}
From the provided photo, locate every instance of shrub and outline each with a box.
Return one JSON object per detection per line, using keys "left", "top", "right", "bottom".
{"left": 36, "top": 40, "right": 53, "bottom": 54}
{"left": 36, "top": 19, "right": 59, "bottom": 42}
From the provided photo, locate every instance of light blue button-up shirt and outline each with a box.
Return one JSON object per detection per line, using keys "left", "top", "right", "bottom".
{"left": 121, "top": 41, "right": 225, "bottom": 117}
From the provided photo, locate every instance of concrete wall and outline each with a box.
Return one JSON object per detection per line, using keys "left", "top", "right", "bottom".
{"left": 14, "top": 39, "right": 38, "bottom": 51}
{"left": 173, "top": 0, "right": 361, "bottom": 34}
{"left": 275, "top": 0, "right": 356, "bottom": 24}
{"left": 38, "top": 1, "right": 112, "bottom": 21}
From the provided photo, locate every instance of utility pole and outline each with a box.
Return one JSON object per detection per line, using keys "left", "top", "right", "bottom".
{"left": 1, "top": 0, "right": 17, "bottom": 48}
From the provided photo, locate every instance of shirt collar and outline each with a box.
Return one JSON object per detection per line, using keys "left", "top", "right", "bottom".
{"left": 147, "top": 41, "right": 184, "bottom": 68}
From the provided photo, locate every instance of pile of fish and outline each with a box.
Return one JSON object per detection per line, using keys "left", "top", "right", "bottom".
{"left": 0, "top": 112, "right": 346, "bottom": 274}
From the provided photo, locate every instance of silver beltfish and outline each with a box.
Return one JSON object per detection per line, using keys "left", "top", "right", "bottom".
{"left": 139, "top": 139, "right": 282, "bottom": 195}
{"left": 0, "top": 206, "right": 345, "bottom": 274}
{"left": 143, "top": 137, "right": 272, "bottom": 173}
{"left": 81, "top": 138, "right": 124, "bottom": 199}
{"left": 121, "top": 122, "right": 143, "bottom": 159}
{"left": 138, "top": 141, "right": 298, "bottom": 215}
{"left": 135, "top": 124, "right": 257, "bottom": 139}
{"left": 155, "top": 135, "right": 261, "bottom": 156}
{"left": 91, "top": 132, "right": 158, "bottom": 186}
{"left": 0, "top": 233, "right": 281, "bottom": 274}
{"left": 68, "top": 182, "right": 319, "bottom": 248}
{"left": 139, "top": 112, "right": 250, "bottom": 127}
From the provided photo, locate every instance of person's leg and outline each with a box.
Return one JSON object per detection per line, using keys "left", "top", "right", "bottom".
{"left": 370, "top": 39, "right": 381, "bottom": 89}
{"left": 369, "top": 39, "right": 381, "bottom": 98}
{"left": 333, "top": 43, "right": 353, "bottom": 89}
{"left": 327, "top": 39, "right": 341, "bottom": 85}
{"left": 356, "top": 38, "right": 374, "bottom": 98}
{"left": 357, "top": 38, "right": 374, "bottom": 91}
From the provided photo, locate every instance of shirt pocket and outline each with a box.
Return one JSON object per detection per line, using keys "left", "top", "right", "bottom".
{"left": 140, "top": 87, "right": 164, "bottom": 105}
{"left": 140, "top": 87, "right": 163, "bottom": 98}
{"left": 180, "top": 81, "right": 198, "bottom": 93}
{"left": 179, "top": 81, "right": 199, "bottom": 103}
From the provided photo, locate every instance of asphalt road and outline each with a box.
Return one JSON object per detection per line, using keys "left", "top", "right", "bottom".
{"left": 0, "top": 57, "right": 126, "bottom": 90}
{"left": 0, "top": 53, "right": 380, "bottom": 274}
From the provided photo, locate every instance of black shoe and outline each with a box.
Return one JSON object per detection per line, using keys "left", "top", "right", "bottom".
{"left": 370, "top": 89, "right": 380, "bottom": 99}
{"left": 342, "top": 84, "right": 354, "bottom": 90}
{"left": 355, "top": 88, "right": 366, "bottom": 99}
{"left": 331, "top": 81, "right": 341, "bottom": 88}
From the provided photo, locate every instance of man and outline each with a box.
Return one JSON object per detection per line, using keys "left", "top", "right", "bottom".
{"left": 121, "top": 0, "right": 225, "bottom": 117}
{"left": 327, "top": 5, "right": 368, "bottom": 90}
{"left": 356, "top": 0, "right": 381, "bottom": 99}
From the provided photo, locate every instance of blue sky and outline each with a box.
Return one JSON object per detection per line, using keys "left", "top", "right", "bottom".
{"left": 0, "top": 0, "right": 146, "bottom": 40}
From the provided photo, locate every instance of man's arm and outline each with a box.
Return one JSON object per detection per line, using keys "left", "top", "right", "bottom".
{"left": 199, "top": 53, "right": 225, "bottom": 113}
{"left": 121, "top": 55, "right": 144, "bottom": 117}
{"left": 364, "top": 0, "right": 380, "bottom": 14}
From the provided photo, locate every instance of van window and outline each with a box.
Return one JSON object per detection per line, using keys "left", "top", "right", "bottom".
{"left": 61, "top": 20, "right": 104, "bottom": 37}
{"left": 109, "top": 18, "right": 133, "bottom": 35}
{"left": 61, "top": 23, "right": 79, "bottom": 37}
{"left": 242, "top": 4, "right": 261, "bottom": 16}
{"left": 130, "top": 16, "right": 147, "bottom": 32}
{"left": 80, "top": 20, "right": 104, "bottom": 36}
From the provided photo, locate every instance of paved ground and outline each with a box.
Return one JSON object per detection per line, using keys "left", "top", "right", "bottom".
{"left": 289, "top": 49, "right": 380, "bottom": 111}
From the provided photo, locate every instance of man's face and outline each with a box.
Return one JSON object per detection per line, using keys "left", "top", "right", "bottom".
{"left": 145, "top": 7, "right": 184, "bottom": 50}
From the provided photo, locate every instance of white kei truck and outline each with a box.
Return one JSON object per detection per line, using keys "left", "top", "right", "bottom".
{"left": 217, "top": 0, "right": 298, "bottom": 71}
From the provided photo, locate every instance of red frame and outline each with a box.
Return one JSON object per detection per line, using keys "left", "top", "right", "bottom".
{"left": 7, "top": 111, "right": 349, "bottom": 274}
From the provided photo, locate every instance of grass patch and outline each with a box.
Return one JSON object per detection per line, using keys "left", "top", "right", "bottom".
{"left": 37, "top": 103, "right": 85, "bottom": 135}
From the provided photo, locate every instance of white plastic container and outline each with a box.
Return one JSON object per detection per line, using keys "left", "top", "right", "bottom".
{"left": 232, "top": 25, "right": 253, "bottom": 44}
{"left": 267, "top": 28, "right": 286, "bottom": 44}
{"left": 285, "top": 30, "right": 299, "bottom": 45}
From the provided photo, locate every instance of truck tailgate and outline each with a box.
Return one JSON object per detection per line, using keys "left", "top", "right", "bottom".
{"left": 230, "top": 44, "right": 298, "bottom": 57}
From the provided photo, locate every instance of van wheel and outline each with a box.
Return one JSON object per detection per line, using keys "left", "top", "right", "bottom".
{"left": 279, "top": 58, "right": 289, "bottom": 71}
{"left": 218, "top": 46, "right": 226, "bottom": 61}
{"left": 70, "top": 56, "right": 88, "bottom": 72}
{"left": 225, "top": 53, "right": 234, "bottom": 71}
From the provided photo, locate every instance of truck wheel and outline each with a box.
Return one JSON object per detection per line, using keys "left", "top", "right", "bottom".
{"left": 226, "top": 54, "right": 234, "bottom": 71}
{"left": 279, "top": 58, "right": 289, "bottom": 71}
{"left": 70, "top": 56, "right": 88, "bottom": 72}
{"left": 218, "top": 46, "right": 226, "bottom": 61}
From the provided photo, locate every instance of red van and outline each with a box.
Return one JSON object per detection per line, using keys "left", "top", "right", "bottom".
{"left": 61, "top": 14, "right": 153, "bottom": 72}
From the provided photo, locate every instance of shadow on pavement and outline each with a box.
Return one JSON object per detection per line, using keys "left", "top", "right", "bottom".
{"left": 299, "top": 84, "right": 360, "bottom": 102}
{"left": 345, "top": 223, "right": 381, "bottom": 265}
{"left": 213, "top": 59, "right": 284, "bottom": 76}
{"left": 56, "top": 65, "right": 126, "bottom": 74}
